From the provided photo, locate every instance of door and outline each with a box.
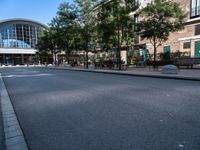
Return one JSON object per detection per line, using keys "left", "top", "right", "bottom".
{"left": 195, "top": 41, "right": 200, "bottom": 57}
{"left": 163, "top": 46, "right": 170, "bottom": 59}
{"left": 163, "top": 46, "right": 170, "bottom": 54}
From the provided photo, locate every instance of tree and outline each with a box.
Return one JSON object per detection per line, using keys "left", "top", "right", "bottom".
{"left": 36, "top": 30, "right": 60, "bottom": 65}
{"left": 37, "top": 2, "right": 81, "bottom": 66}
{"left": 48, "top": 17, "right": 64, "bottom": 65}
{"left": 56, "top": 2, "right": 80, "bottom": 63}
{"left": 95, "top": 0, "right": 116, "bottom": 50}
{"left": 74, "top": 0, "right": 98, "bottom": 68}
{"left": 95, "top": 0, "right": 136, "bottom": 69}
{"left": 36, "top": 34, "right": 49, "bottom": 64}
{"left": 137, "top": 0, "right": 186, "bottom": 68}
{"left": 35, "top": 35, "right": 49, "bottom": 64}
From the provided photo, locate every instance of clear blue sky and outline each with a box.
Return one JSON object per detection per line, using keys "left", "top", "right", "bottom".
{"left": 0, "top": 0, "right": 73, "bottom": 25}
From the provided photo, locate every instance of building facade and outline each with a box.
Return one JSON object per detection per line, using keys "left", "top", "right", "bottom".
{"left": 0, "top": 19, "right": 47, "bottom": 65}
{"left": 135, "top": 0, "right": 200, "bottom": 60}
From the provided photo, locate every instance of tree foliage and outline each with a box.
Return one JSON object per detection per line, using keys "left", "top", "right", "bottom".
{"left": 75, "top": 0, "right": 98, "bottom": 50}
{"left": 36, "top": 0, "right": 187, "bottom": 68}
{"left": 95, "top": 0, "right": 136, "bottom": 56}
{"left": 138, "top": 0, "right": 187, "bottom": 62}
{"left": 95, "top": 0, "right": 136, "bottom": 69}
{"left": 36, "top": 30, "right": 59, "bottom": 56}
{"left": 36, "top": 2, "right": 80, "bottom": 64}
{"left": 56, "top": 2, "right": 81, "bottom": 61}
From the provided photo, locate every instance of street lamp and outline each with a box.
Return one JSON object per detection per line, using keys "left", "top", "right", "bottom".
{"left": 83, "top": 20, "right": 89, "bottom": 69}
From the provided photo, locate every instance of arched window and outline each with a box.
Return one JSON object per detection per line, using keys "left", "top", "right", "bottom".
{"left": 0, "top": 20, "right": 46, "bottom": 49}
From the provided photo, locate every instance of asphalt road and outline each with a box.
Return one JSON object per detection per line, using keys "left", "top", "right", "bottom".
{"left": 0, "top": 67, "right": 200, "bottom": 150}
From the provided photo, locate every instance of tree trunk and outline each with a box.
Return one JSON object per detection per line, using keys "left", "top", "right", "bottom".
{"left": 153, "top": 38, "right": 157, "bottom": 70}
{"left": 86, "top": 50, "right": 88, "bottom": 69}
{"left": 46, "top": 55, "right": 49, "bottom": 65}
{"left": 53, "top": 53, "right": 56, "bottom": 66}
{"left": 117, "top": 13, "right": 121, "bottom": 70}
{"left": 66, "top": 52, "right": 70, "bottom": 65}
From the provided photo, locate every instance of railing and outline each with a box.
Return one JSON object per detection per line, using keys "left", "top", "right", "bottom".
{"left": 174, "top": 57, "right": 200, "bottom": 68}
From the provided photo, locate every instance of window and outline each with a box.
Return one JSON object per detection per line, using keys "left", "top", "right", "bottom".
{"left": 0, "top": 22, "right": 44, "bottom": 48}
{"left": 135, "top": 0, "right": 140, "bottom": 8}
{"left": 134, "top": 14, "right": 140, "bottom": 32}
{"left": 183, "top": 42, "right": 191, "bottom": 49}
{"left": 191, "top": 0, "right": 200, "bottom": 18}
{"left": 195, "top": 24, "right": 200, "bottom": 35}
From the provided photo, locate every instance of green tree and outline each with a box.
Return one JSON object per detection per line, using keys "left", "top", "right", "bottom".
{"left": 37, "top": 2, "right": 81, "bottom": 65}
{"left": 95, "top": 0, "right": 115, "bottom": 50}
{"left": 56, "top": 2, "right": 80, "bottom": 63}
{"left": 36, "top": 29, "right": 60, "bottom": 65}
{"left": 49, "top": 17, "right": 63, "bottom": 65}
{"left": 95, "top": 0, "right": 136, "bottom": 69}
{"left": 138, "top": 0, "right": 186, "bottom": 68}
{"left": 35, "top": 33, "right": 49, "bottom": 64}
{"left": 75, "top": 0, "right": 98, "bottom": 68}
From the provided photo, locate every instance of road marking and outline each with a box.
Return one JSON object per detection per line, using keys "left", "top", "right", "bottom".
{"left": 179, "top": 144, "right": 184, "bottom": 148}
{"left": 0, "top": 73, "right": 29, "bottom": 150}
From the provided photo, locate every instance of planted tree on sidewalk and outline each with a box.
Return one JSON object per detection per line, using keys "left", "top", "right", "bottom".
{"left": 37, "top": 2, "right": 81, "bottom": 65}
{"left": 95, "top": 0, "right": 136, "bottom": 69}
{"left": 36, "top": 29, "right": 60, "bottom": 65}
{"left": 137, "top": 0, "right": 186, "bottom": 68}
{"left": 75, "top": 0, "right": 98, "bottom": 68}
{"left": 57, "top": 2, "right": 81, "bottom": 63}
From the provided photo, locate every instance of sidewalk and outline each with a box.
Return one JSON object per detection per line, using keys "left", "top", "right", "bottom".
{"left": 0, "top": 74, "right": 28, "bottom": 150}
{"left": 0, "top": 101, "right": 5, "bottom": 150}
{"left": 48, "top": 66, "right": 200, "bottom": 81}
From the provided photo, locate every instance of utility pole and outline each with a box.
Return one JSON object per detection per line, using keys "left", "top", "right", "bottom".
{"left": 83, "top": 19, "right": 89, "bottom": 69}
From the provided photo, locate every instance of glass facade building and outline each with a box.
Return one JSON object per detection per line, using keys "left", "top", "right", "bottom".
{"left": 0, "top": 19, "right": 46, "bottom": 49}
{"left": 0, "top": 19, "right": 47, "bottom": 65}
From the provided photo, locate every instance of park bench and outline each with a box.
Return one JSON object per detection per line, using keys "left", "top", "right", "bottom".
{"left": 174, "top": 58, "right": 200, "bottom": 68}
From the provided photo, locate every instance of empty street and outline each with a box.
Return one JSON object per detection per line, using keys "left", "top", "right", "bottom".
{"left": 0, "top": 67, "right": 200, "bottom": 150}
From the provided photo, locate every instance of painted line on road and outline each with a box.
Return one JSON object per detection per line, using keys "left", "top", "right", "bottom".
{"left": 0, "top": 73, "right": 29, "bottom": 150}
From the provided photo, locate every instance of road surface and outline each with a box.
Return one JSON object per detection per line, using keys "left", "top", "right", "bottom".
{"left": 0, "top": 67, "right": 200, "bottom": 150}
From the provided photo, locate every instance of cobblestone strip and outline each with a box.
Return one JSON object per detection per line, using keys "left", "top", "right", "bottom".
{"left": 0, "top": 74, "right": 28, "bottom": 150}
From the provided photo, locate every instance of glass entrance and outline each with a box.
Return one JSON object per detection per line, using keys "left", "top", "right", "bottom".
{"left": 5, "top": 55, "right": 14, "bottom": 65}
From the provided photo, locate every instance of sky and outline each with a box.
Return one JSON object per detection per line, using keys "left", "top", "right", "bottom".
{"left": 0, "top": 0, "right": 73, "bottom": 25}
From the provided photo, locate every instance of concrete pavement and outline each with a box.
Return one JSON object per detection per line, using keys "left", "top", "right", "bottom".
{"left": 0, "top": 73, "right": 28, "bottom": 150}
{"left": 0, "top": 67, "right": 200, "bottom": 150}
{"left": 48, "top": 66, "right": 200, "bottom": 81}
{"left": 0, "top": 100, "right": 5, "bottom": 150}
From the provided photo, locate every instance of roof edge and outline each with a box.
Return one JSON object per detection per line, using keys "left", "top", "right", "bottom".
{"left": 0, "top": 18, "right": 48, "bottom": 29}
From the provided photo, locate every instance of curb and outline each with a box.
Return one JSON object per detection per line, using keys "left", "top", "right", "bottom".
{"left": 47, "top": 67, "right": 200, "bottom": 81}
{"left": 0, "top": 74, "right": 29, "bottom": 150}
{"left": 0, "top": 97, "right": 6, "bottom": 150}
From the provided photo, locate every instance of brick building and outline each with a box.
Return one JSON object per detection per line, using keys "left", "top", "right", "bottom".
{"left": 135, "top": 0, "right": 200, "bottom": 60}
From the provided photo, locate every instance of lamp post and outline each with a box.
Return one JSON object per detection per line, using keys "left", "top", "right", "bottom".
{"left": 86, "top": 26, "right": 89, "bottom": 69}
{"left": 83, "top": 20, "right": 89, "bottom": 69}
{"left": 190, "top": 39, "right": 192, "bottom": 58}
{"left": 116, "top": 0, "right": 121, "bottom": 70}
